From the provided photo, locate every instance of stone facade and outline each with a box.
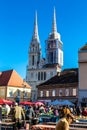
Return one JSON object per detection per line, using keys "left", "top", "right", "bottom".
{"left": 26, "top": 8, "right": 63, "bottom": 101}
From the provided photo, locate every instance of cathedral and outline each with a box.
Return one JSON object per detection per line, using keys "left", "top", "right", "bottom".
{"left": 26, "top": 8, "right": 63, "bottom": 101}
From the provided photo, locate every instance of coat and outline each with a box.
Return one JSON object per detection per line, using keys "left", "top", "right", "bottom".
{"left": 55, "top": 118, "right": 69, "bottom": 130}
{"left": 14, "top": 105, "right": 25, "bottom": 120}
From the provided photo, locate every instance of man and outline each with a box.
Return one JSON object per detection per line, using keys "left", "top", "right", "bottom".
{"left": 26, "top": 106, "right": 35, "bottom": 130}
{"left": 55, "top": 113, "right": 75, "bottom": 130}
{"left": 14, "top": 103, "right": 25, "bottom": 130}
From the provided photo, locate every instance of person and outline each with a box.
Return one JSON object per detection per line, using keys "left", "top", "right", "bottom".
{"left": 5, "top": 104, "right": 11, "bottom": 116}
{"left": 26, "top": 105, "right": 35, "bottom": 130}
{"left": 14, "top": 102, "right": 25, "bottom": 130}
{"left": 55, "top": 113, "right": 75, "bottom": 130}
{"left": 0, "top": 105, "right": 2, "bottom": 122}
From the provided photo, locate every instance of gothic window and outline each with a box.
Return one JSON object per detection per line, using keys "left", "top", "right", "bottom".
{"left": 38, "top": 72, "right": 40, "bottom": 80}
{"left": 50, "top": 52, "right": 53, "bottom": 63}
{"left": 41, "top": 72, "right": 43, "bottom": 80}
{"left": 46, "top": 91, "right": 49, "bottom": 97}
{"left": 32, "top": 55, "right": 34, "bottom": 65}
{"left": 44, "top": 72, "right": 46, "bottom": 80}
{"left": 40, "top": 91, "right": 43, "bottom": 97}
{"left": 52, "top": 90, "right": 55, "bottom": 96}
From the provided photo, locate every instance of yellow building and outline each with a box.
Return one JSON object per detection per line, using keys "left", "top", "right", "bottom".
{"left": 0, "top": 69, "right": 31, "bottom": 102}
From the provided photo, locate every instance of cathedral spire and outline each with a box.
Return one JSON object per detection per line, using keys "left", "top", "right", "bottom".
{"left": 32, "top": 11, "right": 40, "bottom": 42}
{"left": 52, "top": 7, "right": 57, "bottom": 33}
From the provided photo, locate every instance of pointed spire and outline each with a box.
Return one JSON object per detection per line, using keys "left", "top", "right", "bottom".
{"left": 52, "top": 7, "right": 57, "bottom": 33}
{"left": 32, "top": 11, "right": 40, "bottom": 42}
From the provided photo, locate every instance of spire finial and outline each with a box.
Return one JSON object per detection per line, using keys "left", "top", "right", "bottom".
{"left": 32, "top": 11, "right": 40, "bottom": 42}
{"left": 52, "top": 7, "right": 57, "bottom": 33}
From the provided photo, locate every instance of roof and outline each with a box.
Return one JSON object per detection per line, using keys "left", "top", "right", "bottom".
{"left": 79, "top": 43, "right": 87, "bottom": 51}
{"left": 37, "top": 68, "right": 78, "bottom": 86}
{"left": 0, "top": 69, "right": 31, "bottom": 88}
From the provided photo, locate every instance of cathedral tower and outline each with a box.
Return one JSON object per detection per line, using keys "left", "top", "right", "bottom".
{"left": 46, "top": 8, "right": 63, "bottom": 70}
{"left": 26, "top": 8, "right": 63, "bottom": 101}
{"left": 28, "top": 11, "right": 41, "bottom": 69}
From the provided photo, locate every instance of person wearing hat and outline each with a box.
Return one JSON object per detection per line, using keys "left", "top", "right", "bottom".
{"left": 14, "top": 102, "right": 25, "bottom": 130}
{"left": 55, "top": 113, "right": 75, "bottom": 130}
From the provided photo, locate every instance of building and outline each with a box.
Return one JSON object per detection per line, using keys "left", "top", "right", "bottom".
{"left": 26, "top": 8, "right": 63, "bottom": 101}
{"left": 0, "top": 69, "right": 31, "bottom": 102}
{"left": 78, "top": 43, "right": 87, "bottom": 106}
{"left": 37, "top": 68, "right": 78, "bottom": 103}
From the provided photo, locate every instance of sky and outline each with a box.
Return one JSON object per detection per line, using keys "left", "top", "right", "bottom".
{"left": 0, "top": 0, "right": 87, "bottom": 79}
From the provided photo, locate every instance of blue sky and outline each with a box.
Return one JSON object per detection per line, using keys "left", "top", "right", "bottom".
{"left": 0, "top": 0, "right": 87, "bottom": 78}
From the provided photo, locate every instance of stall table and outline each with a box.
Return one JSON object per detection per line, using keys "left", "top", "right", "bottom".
{"left": 32, "top": 124, "right": 87, "bottom": 130}
{"left": 0, "top": 122, "right": 15, "bottom": 130}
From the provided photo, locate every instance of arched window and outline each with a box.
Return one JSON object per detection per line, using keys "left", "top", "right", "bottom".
{"left": 41, "top": 72, "right": 43, "bottom": 80}
{"left": 32, "top": 55, "right": 34, "bottom": 65}
{"left": 44, "top": 72, "right": 46, "bottom": 80}
{"left": 38, "top": 72, "right": 40, "bottom": 80}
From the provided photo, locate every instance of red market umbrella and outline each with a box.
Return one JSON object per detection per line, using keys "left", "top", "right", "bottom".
{"left": 35, "top": 101, "right": 44, "bottom": 106}
{"left": 0, "top": 99, "right": 13, "bottom": 105}
{"left": 20, "top": 101, "right": 34, "bottom": 105}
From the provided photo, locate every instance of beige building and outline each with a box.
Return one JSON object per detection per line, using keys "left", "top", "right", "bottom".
{"left": 78, "top": 43, "right": 87, "bottom": 104}
{"left": 0, "top": 69, "right": 31, "bottom": 102}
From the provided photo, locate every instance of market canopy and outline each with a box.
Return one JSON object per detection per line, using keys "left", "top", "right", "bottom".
{"left": 61, "top": 100, "right": 75, "bottom": 106}
{"left": 49, "top": 99, "right": 74, "bottom": 106}
{"left": 49, "top": 99, "right": 62, "bottom": 105}
{"left": 0, "top": 99, "right": 13, "bottom": 105}
{"left": 20, "top": 101, "right": 34, "bottom": 105}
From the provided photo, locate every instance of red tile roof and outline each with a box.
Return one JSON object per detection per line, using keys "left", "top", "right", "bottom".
{"left": 0, "top": 69, "right": 31, "bottom": 88}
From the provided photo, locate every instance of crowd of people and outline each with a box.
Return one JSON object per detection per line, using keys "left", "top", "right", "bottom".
{"left": 0, "top": 101, "right": 87, "bottom": 130}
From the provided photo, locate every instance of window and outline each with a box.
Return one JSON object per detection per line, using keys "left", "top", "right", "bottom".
{"left": 73, "top": 89, "right": 76, "bottom": 96}
{"left": 46, "top": 91, "right": 49, "bottom": 97}
{"left": 9, "top": 90, "right": 13, "bottom": 97}
{"left": 65, "top": 89, "right": 69, "bottom": 96}
{"left": 38, "top": 72, "right": 40, "bottom": 80}
{"left": 59, "top": 89, "right": 62, "bottom": 96}
{"left": 41, "top": 72, "right": 43, "bottom": 80}
{"left": 44, "top": 72, "right": 46, "bottom": 80}
{"left": 40, "top": 91, "right": 43, "bottom": 97}
{"left": 17, "top": 90, "right": 20, "bottom": 97}
{"left": 31, "top": 72, "right": 34, "bottom": 78}
{"left": 32, "top": 55, "right": 34, "bottom": 65}
{"left": 24, "top": 92, "right": 28, "bottom": 97}
{"left": 50, "top": 52, "right": 53, "bottom": 63}
{"left": 52, "top": 90, "right": 55, "bottom": 96}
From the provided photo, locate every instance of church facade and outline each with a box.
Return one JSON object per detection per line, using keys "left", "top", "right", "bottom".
{"left": 26, "top": 8, "right": 63, "bottom": 101}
